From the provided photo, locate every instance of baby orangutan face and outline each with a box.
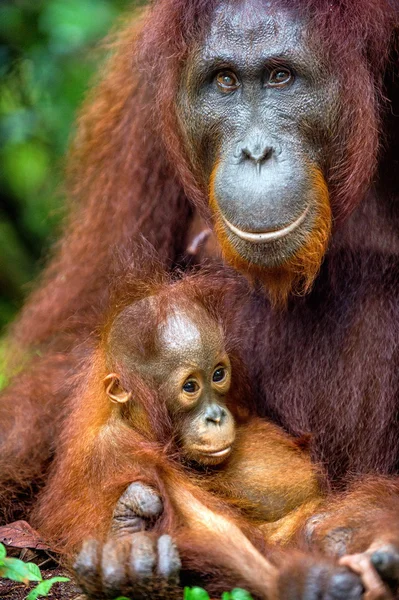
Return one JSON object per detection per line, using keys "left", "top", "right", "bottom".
{"left": 105, "top": 297, "right": 236, "bottom": 466}
{"left": 159, "top": 307, "right": 235, "bottom": 465}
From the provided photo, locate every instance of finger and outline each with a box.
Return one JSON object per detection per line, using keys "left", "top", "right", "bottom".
{"left": 371, "top": 545, "right": 399, "bottom": 587}
{"left": 73, "top": 538, "right": 102, "bottom": 597}
{"left": 115, "top": 482, "right": 163, "bottom": 519}
{"left": 340, "top": 554, "right": 391, "bottom": 600}
{"left": 157, "top": 534, "right": 181, "bottom": 580}
{"left": 101, "top": 537, "right": 130, "bottom": 597}
{"left": 129, "top": 531, "right": 157, "bottom": 579}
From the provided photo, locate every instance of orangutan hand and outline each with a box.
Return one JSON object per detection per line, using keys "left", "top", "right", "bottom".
{"left": 74, "top": 533, "right": 182, "bottom": 600}
{"left": 110, "top": 482, "right": 164, "bottom": 537}
{"left": 274, "top": 553, "right": 365, "bottom": 600}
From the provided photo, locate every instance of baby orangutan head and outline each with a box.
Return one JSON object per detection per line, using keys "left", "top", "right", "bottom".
{"left": 104, "top": 292, "right": 236, "bottom": 466}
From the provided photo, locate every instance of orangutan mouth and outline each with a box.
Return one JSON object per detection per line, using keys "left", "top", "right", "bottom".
{"left": 221, "top": 204, "right": 310, "bottom": 243}
{"left": 200, "top": 446, "right": 232, "bottom": 458}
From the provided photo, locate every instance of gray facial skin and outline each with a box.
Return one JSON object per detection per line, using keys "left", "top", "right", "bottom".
{"left": 177, "top": 0, "right": 339, "bottom": 267}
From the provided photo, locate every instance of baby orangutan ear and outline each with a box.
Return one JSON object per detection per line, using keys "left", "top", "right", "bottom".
{"left": 104, "top": 373, "right": 132, "bottom": 404}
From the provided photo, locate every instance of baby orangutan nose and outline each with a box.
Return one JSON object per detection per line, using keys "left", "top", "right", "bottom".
{"left": 186, "top": 403, "right": 236, "bottom": 467}
{"left": 204, "top": 404, "right": 227, "bottom": 425}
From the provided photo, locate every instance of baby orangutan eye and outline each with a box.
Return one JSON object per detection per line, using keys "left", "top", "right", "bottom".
{"left": 212, "top": 366, "right": 226, "bottom": 383}
{"left": 182, "top": 379, "right": 199, "bottom": 394}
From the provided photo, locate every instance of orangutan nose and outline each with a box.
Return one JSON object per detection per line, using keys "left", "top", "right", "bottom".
{"left": 204, "top": 404, "right": 226, "bottom": 425}
{"left": 241, "top": 143, "right": 273, "bottom": 165}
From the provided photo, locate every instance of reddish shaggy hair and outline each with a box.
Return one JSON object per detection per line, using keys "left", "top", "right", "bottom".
{"left": 29, "top": 259, "right": 258, "bottom": 559}
{"left": 0, "top": 0, "right": 398, "bottom": 550}
{"left": 6, "top": 0, "right": 397, "bottom": 352}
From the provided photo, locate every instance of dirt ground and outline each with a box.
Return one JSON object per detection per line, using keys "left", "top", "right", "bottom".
{"left": 0, "top": 567, "right": 82, "bottom": 600}
{"left": 0, "top": 521, "right": 83, "bottom": 600}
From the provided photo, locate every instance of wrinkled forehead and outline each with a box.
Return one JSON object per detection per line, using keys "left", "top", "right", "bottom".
{"left": 202, "top": 0, "right": 304, "bottom": 62}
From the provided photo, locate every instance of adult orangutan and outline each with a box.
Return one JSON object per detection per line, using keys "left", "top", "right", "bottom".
{"left": 0, "top": 0, "right": 398, "bottom": 598}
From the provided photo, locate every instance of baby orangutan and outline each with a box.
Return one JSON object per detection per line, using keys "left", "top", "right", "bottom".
{"left": 103, "top": 281, "right": 323, "bottom": 543}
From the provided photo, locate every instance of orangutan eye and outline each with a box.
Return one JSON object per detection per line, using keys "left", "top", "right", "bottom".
{"left": 215, "top": 70, "right": 240, "bottom": 92}
{"left": 212, "top": 367, "right": 226, "bottom": 383}
{"left": 268, "top": 67, "right": 293, "bottom": 87}
{"left": 182, "top": 379, "right": 199, "bottom": 394}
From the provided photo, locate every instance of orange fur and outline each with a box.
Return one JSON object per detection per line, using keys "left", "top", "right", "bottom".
{"left": 30, "top": 347, "right": 280, "bottom": 595}
{"left": 30, "top": 271, "right": 326, "bottom": 593}
{"left": 30, "top": 268, "right": 399, "bottom": 598}
{"left": 304, "top": 476, "right": 399, "bottom": 558}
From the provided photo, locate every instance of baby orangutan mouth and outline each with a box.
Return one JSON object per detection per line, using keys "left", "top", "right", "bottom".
{"left": 189, "top": 443, "right": 234, "bottom": 466}
{"left": 202, "top": 446, "right": 232, "bottom": 458}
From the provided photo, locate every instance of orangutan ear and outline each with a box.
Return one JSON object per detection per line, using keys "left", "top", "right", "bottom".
{"left": 104, "top": 373, "right": 132, "bottom": 404}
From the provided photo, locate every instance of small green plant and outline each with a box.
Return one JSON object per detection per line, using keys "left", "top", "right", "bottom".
{"left": 184, "top": 587, "right": 254, "bottom": 600}
{"left": 0, "top": 542, "right": 69, "bottom": 599}
{"left": 0, "top": 543, "right": 253, "bottom": 600}
{"left": 113, "top": 587, "right": 254, "bottom": 600}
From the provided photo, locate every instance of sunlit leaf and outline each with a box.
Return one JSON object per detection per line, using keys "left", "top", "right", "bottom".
{"left": 0, "top": 556, "right": 42, "bottom": 583}
{"left": 26, "top": 576, "right": 70, "bottom": 600}
{"left": 229, "top": 589, "right": 254, "bottom": 600}
{"left": 183, "top": 587, "right": 210, "bottom": 600}
{"left": 25, "top": 562, "right": 42, "bottom": 581}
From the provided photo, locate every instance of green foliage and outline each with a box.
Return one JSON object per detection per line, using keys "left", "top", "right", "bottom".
{"left": 184, "top": 588, "right": 211, "bottom": 600}
{"left": 26, "top": 577, "right": 71, "bottom": 600}
{"left": 0, "top": 542, "right": 69, "bottom": 597}
{"left": 184, "top": 587, "right": 254, "bottom": 600}
{"left": 0, "top": 0, "right": 135, "bottom": 330}
{"left": 222, "top": 589, "right": 254, "bottom": 600}
{"left": 0, "top": 544, "right": 253, "bottom": 600}
{"left": 112, "top": 587, "right": 254, "bottom": 600}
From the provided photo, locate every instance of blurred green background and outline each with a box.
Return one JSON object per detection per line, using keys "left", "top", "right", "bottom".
{"left": 0, "top": 0, "right": 139, "bottom": 333}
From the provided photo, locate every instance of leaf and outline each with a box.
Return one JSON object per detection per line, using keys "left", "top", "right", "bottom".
{"left": 26, "top": 577, "right": 70, "bottom": 600}
{"left": 25, "top": 562, "right": 42, "bottom": 581}
{"left": 229, "top": 589, "right": 254, "bottom": 600}
{"left": 0, "top": 521, "right": 50, "bottom": 550}
{"left": 3, "top": 142, "right": 49, "bottom": 199}
{"left": 0, "top": 543, "right": 6, "bottom": 559}
{"left": 0, "top": 556, "right": 42, "bottom": 583}
{"left": 222, "top": 593, "right": 231, "bottom": 600}
{"left": 183, "top": 587, "right": 210, "bottom": 600}
{"left": 113, "top": 597, "right": 131, "bottom": 600}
